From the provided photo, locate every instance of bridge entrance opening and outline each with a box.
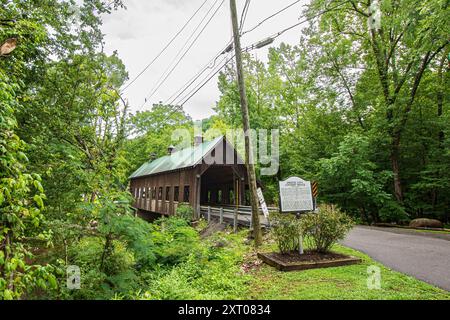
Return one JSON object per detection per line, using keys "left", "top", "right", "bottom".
{"left": 200, "top": 165, "right": 246, "bottom": 207}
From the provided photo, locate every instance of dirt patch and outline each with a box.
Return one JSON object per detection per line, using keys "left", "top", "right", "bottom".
{"left": 241, "top": 251, "right": 263, "bottom": 273}
{"left": 199, "top": 222, "right": 227, "bottom": 238}
{"left": 258, "top": 250, "right": 361, "bottom": 271}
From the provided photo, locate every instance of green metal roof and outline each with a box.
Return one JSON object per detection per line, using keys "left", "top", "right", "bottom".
{"left": 129, "top": 136, "right": 223, "bottom": 179}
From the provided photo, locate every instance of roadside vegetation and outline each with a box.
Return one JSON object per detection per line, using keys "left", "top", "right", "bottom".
{"left": 53, "top": 216, "right": 450, "bottom": 300}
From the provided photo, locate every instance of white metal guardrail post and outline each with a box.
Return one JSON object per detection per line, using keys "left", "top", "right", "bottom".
{"left": 207, "top": 206, "right": 211, "bottom": 223}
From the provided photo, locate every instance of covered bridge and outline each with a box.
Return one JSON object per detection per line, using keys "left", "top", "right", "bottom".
{"left": 129, "top": 135, "right": 249, "bottom": 219}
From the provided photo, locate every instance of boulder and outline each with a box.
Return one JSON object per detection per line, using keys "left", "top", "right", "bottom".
{"left": 409, "top": 218, "right": 443, "bottom": 229}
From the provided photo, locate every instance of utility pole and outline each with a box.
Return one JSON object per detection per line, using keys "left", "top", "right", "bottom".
{"left": 229, "top": 0, "right": 262, "bottom": 246}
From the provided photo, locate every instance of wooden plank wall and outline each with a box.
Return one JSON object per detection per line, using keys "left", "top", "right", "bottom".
{"left": 130, "top": 168, "right": 196, "bottom": 216}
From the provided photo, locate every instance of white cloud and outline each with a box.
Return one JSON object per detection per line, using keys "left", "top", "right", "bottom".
{"left": 101, "top": 0, "right": 308, "bottom": 120}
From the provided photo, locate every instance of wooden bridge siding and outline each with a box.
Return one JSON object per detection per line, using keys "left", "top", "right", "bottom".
{"left": 130, "top": 168, "right": 197, "bottom": 216}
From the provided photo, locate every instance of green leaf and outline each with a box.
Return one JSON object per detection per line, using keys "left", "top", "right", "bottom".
{"left": 33, "top": 180, "right": 44, "bottom": 193}
{"left": 3, "top": 289, "right": 13, "bottom": 300}
{"left": 33, "top": 195, "right": 44, "bottom": 209}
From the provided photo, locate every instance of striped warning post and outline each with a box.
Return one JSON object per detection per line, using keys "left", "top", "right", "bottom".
{"left": 312, "top": 181, "right": 318, "bottom": 198}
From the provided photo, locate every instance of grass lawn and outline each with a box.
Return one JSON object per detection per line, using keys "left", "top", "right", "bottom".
{"left": 242, "top": 234, "right": 450, "bottom": 300}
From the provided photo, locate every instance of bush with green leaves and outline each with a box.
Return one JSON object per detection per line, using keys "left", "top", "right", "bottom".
{"left": 300, "top": 205, "right": 354, "bottom": 253}
{"left": 151, "top": 216, "right": 200, "bottom": 266}
{"left": 107, "top": 213, "right": 157, "bottom": 269}
{"left": 63, "top": 237, "right": 138, "bottom": 300}
{"left": 175, "top": 204, "right": 194, "bottom": 221}
{"left": 130, "top": 230, "right": 250, "bottom": 300}
{"left": 269, "top": 213, "right": 302, "bottom": 254}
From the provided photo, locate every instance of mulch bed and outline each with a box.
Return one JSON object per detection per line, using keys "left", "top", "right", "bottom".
{"left": 258, "top": 250, "right": 361, "bottom": 272}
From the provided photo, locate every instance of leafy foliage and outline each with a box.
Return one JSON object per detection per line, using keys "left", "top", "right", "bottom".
{"left": 175, "top": 204, "right": 194, "bottom": 222}
{"left": 269, "top": 213, "right": 302, "bottom": 254}
{"left": 300, "top": 205, "right": 354, "bottom": 253}
{"left": 132, "top": 230, "right": 250, "bottom": 300}
{"left": 215, "top": 1, "right": 450, "bottom": 224}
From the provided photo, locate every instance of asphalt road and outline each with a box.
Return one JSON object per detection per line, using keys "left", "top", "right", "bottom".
{"left": 342, "top": 226, "right": 450, "bottom": 291}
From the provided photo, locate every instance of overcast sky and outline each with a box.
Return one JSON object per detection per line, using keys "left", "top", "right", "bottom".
{"left": 101, "top": 0, "right": 308, "bottom": 120}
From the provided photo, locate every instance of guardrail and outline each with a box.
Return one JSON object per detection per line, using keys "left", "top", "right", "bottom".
{"left": 200, "top": 205, "right": 276, "bottom": 229}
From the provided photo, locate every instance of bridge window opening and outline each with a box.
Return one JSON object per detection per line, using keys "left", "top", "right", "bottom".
{"left": 183, "top": 186, "right": 190, "bottom": 202}
{"left": 229, "top": 190, "right": 234, "bottom": 204}
{"left": 174, "top": 186, "right": 179, "bottom": 202}
{"left": 218, "top": 190, "right": 222, "bottom": 204}
{"left": 245, "top": 189, "right": 250, "bottom": 206}
{"left": 158, "top": 187, "right": 162, "bottom": 200}
{"left": 165, "top": 186, "right": 170, "bottom": 201}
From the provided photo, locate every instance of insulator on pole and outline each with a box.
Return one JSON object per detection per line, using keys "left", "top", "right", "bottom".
{"left": 222, "top": 43, "right": 234, "bottom": 54}
{"left": 255, "top": 37, "right": 274, "bottom": 49}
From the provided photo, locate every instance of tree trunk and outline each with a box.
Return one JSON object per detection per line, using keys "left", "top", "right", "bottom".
{"left": 100, "top": 233, "right": 113, "bottom": 272}
{"left": 437, "top": 53, "right": 446, "bottom": 146}
{"left": 390, "top": 136, "right": 403, "bottom": 203}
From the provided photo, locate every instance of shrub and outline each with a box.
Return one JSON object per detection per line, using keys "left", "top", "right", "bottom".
{"left": 151, "top": 217, "right": 200, "bottom": 266}
{"left": 66, "top": 237, "right": 137, "bottom": 299}
{"left": 69, "top": 237, "right": 135, "bottom": 276}
{"left": 269, "top": 213, "right": 302, "bottom": 254}
{"left": 108, "top": 214, "right": 157, "bottom": 269}
{"left": 132, "top": 230, "right": 249, "bottom": 300}
{"left": 175, "top": 204, "right": 194, "bottom": 221}
{"left": 300, "top": 205, "right": 354, "bottom": 253}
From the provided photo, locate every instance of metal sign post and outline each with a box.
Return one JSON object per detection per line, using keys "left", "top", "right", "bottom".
{"left": 296, "top": 212, "right": 304, "bottom": 255}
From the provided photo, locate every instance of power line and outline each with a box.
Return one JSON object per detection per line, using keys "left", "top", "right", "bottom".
{"left": 239, "top": 0, "right": 251, "bottom": 34}
{"left": 175, "top": 0, "right": 346, "bottom": 108}
{"left": 175, "top": 54, "right": 232, "bottom": 106}
{"left": 165, "top": 1, "right": 251, "bottom": 106}
{"left": 264, "top": 1, "right": 347, "bottom": 41}
{"left": 176, "top": 41, "right": 259, "bottom": 106}
{"left": 165, "top": 40, "right": 233, "bottom": 105}
{"left": 157, "top": 39, "right": 270, "bottom": 117}
{"left": 241, "top": 0, "right": 303, "bottom": 35}
{"left": 143, "top": 1, "right": 347, "bottom": 112}
{"left": 120, "top": 0, "right": 210, "bottom": 92}
{"left": 144, "top": 0, "right": 222, "bottom": 103}
{"left": 166, "top": 38, "right": 234, "bottom": 104}
{"left": 178, "top": 53, "right": 236, "bottom": 106}
{"left": 145, "top": 54, "right": 235, "bottom": 122}
{"left": 140, "top": 0, "right": 225, "bottom": 108}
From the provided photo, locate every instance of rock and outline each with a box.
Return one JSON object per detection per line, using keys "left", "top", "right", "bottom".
{"left": 214, "top": 239, "right": 229, "bottom": 248}
{"left": 409, "top": 218, "right": 443, "bottom": 229}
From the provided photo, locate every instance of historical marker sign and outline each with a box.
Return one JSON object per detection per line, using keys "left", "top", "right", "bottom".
{"left": 279, "top": 177, "right": 314, "bottom": 212}
{"left": 257, "top": 187, "right": 269, "bottom": 219}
